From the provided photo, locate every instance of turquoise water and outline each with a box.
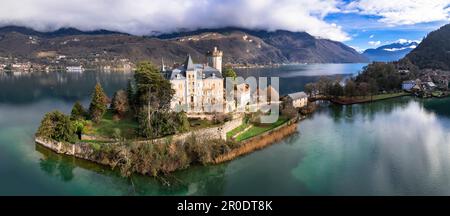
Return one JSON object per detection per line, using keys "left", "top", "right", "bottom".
{"left": 2, "top": 65, "right": 450, "bottom": 195}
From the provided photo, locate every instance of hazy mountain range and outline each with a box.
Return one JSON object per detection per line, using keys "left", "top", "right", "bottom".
{"left": 0, "top": 26, "right": 368, "bottom": 65}
{"left": 363, "top": 40, "right": 419, "bottom": 62}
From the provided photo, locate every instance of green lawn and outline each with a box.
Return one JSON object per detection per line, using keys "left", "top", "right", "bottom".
{"left": 432, "top": 91, "right": 443, "bottom": 97}
{"left": 370, "top": 92, "right": 410, "bottom": 100}
{"left": 226, "top": 122, "right": 248, "bottom": 139}
{"left": 235, "top": 117, "right": 289, "bottom": 142}
{"left": 332, "top": 92, "right": 410, "bottom": 105}
{"left": 88, "top": 110, "right": 139, "bottom": 139}
{"left": 85, "top": 111, "right": 225, "bottom": 140}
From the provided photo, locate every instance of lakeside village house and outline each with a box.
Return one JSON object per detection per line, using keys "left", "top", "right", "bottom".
{"left": 160, "top": 47, "right": 308, "bottom": 115}
{"left": 402, "top": 79, "right": 435, "bottom": 92}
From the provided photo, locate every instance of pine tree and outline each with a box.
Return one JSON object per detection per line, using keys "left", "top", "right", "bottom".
{"left": 89, "top": 83, "right": 109, "bottom": 123}
{"left": 70, "top": 101, "right": 86, "bottom": 120}
{"left": 126, "top": 79, "right": 136, "bottom": 113}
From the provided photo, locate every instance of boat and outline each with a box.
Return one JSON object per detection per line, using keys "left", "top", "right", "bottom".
{"left": 66, "top": 66, "right": 85, "bottom": 73}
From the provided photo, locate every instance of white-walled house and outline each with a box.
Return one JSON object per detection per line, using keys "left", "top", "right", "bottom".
{"left": 286, "top": 91, "right": 308, "bottom": 108}
{"left": 402, "top": 80, "right": 417, "bottom": 91}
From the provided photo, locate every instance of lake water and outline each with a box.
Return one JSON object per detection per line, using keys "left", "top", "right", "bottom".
{"left": 235, "top": 63, "right": 367, "bottom": 95}
{"left": 2, "top": 64, "right": 450, "bottom": 195}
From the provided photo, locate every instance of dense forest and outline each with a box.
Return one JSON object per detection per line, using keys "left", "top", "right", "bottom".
{"left": 406, "top": 24, "right": 450, "bottom": 70}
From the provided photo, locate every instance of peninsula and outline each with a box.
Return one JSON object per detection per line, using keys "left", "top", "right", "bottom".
{"left": 34, "top": 47, "right": 308, "bottom": 177}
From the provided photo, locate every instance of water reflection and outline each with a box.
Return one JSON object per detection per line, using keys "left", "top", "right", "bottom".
{"left": 292, "top": 98, "right": 450, "bottom": 195}
{"left": 3, "top": 67, "right": 450, "bottom": 195}
{"left": 0, "top": 71, "right": 131, "bottom": 104}
{"left": 36, "top": 142, "right": 229, "bottom": 195}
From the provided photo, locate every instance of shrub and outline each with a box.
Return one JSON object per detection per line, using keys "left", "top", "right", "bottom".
{"left": 36, "top": 110, "right": 76, "bottom": 143}
{"left": 138, "top": 109, "right": 176, "bottom": 138}
{"left": 174, "top": 111, "right": 190, "bottom": 133}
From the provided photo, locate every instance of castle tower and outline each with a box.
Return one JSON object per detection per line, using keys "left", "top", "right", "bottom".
{"left": 206, "top": 46, "right": 223, "bottom": 74}
{"left": 161, "top": 58, "right": 166, "bottom": 72}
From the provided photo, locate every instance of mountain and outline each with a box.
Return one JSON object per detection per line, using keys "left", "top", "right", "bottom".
{"left": 405, "top": 24, "right": 450, "bottom": 70}
{"left": 363, "top": 40, "right": 419, "bottom": 62}
{"left": 0, "top": 26, "right": 368, "bottom": 66}
{"left": 159, "top": 28, "right": 368, "bottom": 63}
{"left": 0, "top": 26, "right": 126, "bottom": 38}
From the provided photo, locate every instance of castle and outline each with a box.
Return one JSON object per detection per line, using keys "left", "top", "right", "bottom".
{"left": 162, "top": 47, "right": 228, "bottom": 113}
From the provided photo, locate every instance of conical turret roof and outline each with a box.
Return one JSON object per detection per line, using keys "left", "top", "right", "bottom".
{"left": 185, "top": 55, "right": 194, "bottom": 70}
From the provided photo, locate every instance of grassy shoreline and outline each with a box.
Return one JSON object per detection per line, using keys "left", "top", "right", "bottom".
{"left": 330, "top": 92, "right": 411, "bottom": 105}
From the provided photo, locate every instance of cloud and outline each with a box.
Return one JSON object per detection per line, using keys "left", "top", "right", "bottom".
{"left": 369, "top": 34, "right": 374, "bottom": 38}
{"left": 368, "top": 40, "right": 381, "bottom": 46}
{"left": 349, "top": 46, "right": 363, "bottom": 53}
{"left": 0, "top": 0, "right": 351, "bottom": 41}
{"left": 383, "top": 46, "right": 416, "bottom": 52}
{"left": 395, "top": 38, "right": 421, "bottom": 44}
{"left": 346, "top": 0, "right": 450, "bottom": 26}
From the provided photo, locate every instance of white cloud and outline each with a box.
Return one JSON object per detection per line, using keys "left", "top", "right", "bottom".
{"left": 368, "top": 40, "right": 381, "bottom": 46}
{"left": 346, "top": 0, "right": 450, "bottom": 26}
{"left": 369, "top": 34, "right": 374, "bottom": 38}
{"left": 0, "top": 0, "right": 351, "bottom": 41}
{"left": 383, "top": 46, "right": 416, "bottom": 52}
{"left": 395, "top": 38, "right": 421, "bottom": 44}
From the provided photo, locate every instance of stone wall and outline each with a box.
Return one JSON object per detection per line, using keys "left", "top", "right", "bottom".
{"left": 140, "top": 116, "right": 243, "bottom": 145}
{"left": 35, "top": 137, "right": 100, "bottom": 164}
{"left": 35, "top": 116, "right": 298, "bottom": 175}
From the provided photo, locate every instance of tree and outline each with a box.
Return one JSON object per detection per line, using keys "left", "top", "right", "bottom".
{"left": 134, "top": 62, "right": 175, "bottom": 137}
{"left": 355, "top": 62, "right": 400, "bottom": 91}
{"left": 134, "top": 61, "right": 174, "bottom": 110}
{"left": 358, "top": 82, "right": 370, "bottom": 98}
{"left": 368, "top": 79, "right": 379, "bottom": 101}
{"left": 222, "top": 66, "right": 237, "bottom": 79}
{"left": 330, "top": 82, "right": 344, "bottom": 98}
{"left": 304, "top": 83, "right": 315, "bottom": 97}
{"left": 126, "top": 79, "right": 136, "bottom": 112}
{"left": 72, "top": 120, "right": 86, "bottom": 140}
{"left": 111, "top": 89, "right": 129, "bottom": 118}
{"left": 138, "top": 109, "right": 176, "bottom": 138}
{"left": 317, "top": 76, "right": 333, "bottom": 97}
{"left": 174, "top": 111, "right": 190, "bottom": 133}
{"left": 36, "top": 111, "right": 76, "bottom": 142}
{"left": 89, "top": 83, "right": 109, "bottom": 123}
{"left": 344, "top": 80, "right": 357, "bottom": 98}
{"left": 70, "top": 101, "right": 86, "bottom": 120}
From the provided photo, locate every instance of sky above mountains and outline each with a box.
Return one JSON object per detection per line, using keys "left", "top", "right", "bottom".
{"left": 0, "top": 0, "right": 449, "bottom": 51}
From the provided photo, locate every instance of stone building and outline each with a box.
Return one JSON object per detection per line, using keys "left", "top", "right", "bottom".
{"left": 206, "top": 46, "right": 223, "bottom": 74}
{"left": 162, "top": 47, "right": 225, "bottom": 113}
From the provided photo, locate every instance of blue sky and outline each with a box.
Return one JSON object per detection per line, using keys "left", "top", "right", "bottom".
{"left": 325, "top": 13, "right": 449, "bottom": 51}
{"left": 0, "top": 0, "right": 449, "bottom": 52}
{"left": 326, "top": 0, "right": 450, "bottom": 51}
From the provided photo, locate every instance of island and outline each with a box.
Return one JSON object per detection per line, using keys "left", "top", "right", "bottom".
{"left": 34, "top": 47, "right": 309, "bottom": 177}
